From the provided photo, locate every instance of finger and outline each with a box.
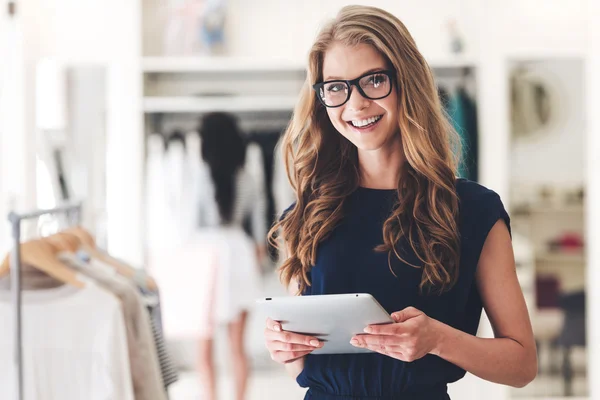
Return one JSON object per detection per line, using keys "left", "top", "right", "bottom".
{"left": 391, "top": 307, "right": 422, "bottom": 323}
{"left": 361, "top": 342, "right": 421, "bottom": 363}
{"left": 268, "top": 341, "right": 318, "bottom": 352}
{"left": 351, "top": 335, "right": 401, "bottom": 348}
{"left": 363, "top": 323, "right": 403, "bottom": 335}
{"left": 350, "top": 339, "right": 405, "bottom": 356}
{"left": 283, "top": 350, "right": 314, "bottom": 364}
{"left": 264, "top": 329, "right": 322, "bottom": 347}
{"left": 266, "top": 317, "right": 282, "bottom": 332}
{"left": 271, "top": 350, "right": 313, "bottom": 364}
{"left": 370, "top": 346, "right": 406, "bottom": 361}
{"left": 372, "top": 346, "right": 420, "bottom": 362}
{"left": 351, "top": 340, "right": 403, "bottom": 358}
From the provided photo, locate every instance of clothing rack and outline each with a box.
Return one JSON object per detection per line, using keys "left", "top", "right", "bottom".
{"left": 7, "top": 202, "right": 82, "bottom": 400}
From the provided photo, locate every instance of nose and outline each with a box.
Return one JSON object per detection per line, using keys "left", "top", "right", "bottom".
{"left": 345, "top": 86, "right": 369, "bottom": 111}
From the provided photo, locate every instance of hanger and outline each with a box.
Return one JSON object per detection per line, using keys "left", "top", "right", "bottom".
{"left": 0, "top": 239, "right": 86, "bottom": 288}
{"left": 62, "top": 226, "right": 95, "bottom": 247}
{"left": 44, "top": 232, "right": 82, "bottom": 254}
{"left": 63, "top": 226, "right": 158, "bottom": 290}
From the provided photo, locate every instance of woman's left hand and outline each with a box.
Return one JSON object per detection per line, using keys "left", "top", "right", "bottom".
{"left": 350, "top": 306, "right": 443, "bottom": 362}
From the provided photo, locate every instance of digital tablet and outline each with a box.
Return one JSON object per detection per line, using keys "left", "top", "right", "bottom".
{"left": 256, "top": 293, "right": 394, "bottom": 354}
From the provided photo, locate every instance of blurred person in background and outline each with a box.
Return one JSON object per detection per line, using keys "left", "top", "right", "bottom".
{"left": 194, "top": 112, "right": 266, "bottom": 400}
{"left": 264, "top": 5, "right": 536, "bottom": 399}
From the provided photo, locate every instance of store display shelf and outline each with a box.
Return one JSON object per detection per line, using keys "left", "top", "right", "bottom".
{"left": 143, "top": 95, "right": 298, "bottom": 113}
{"left": 536, "top": 251, "right": 586, "bottom": 264}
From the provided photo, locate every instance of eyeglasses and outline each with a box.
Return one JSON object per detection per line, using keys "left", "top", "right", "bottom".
{"left": 312, "top": 70, "right": 395, "bottom": 108}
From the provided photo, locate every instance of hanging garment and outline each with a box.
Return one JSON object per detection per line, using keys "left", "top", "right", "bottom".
{"left": 133, "top": 271, "right": 179, "bottom": 391}
{"left": 0, "top": 281, "right": 134, "bottom": 400}
{"left": 163, "top": 139, "right": 189, "bottom": 248}
{"left": 458, "top": 87, "right": 479, "bottom": 182}
{"left": 144, "top": 292, "right": 180, "bottom": 390}
{"left": 245, "top": 142, "right": 267, "bottom": 233}
{"left": 246, "top": 143, "right": 265, "bottom": 192}
{"left": 447, "top": 90, "right": 468, "bottom": 178}
{"left": 245, "top": 130, "right": 285, "bottom": 241}
{"left": 184, "top": 131, "right": 217, "bottom": 230}
{"left": 60, "top": 254, "right": 166, "bottom": 400}
{"left": 272, "top": 138, "right": 295, "bottom": 216}
{"left": 145, "top": 134, "right": 170, "bottom": 256}
{"left": 446, "top": 88, "right": 479, "bottom": 182}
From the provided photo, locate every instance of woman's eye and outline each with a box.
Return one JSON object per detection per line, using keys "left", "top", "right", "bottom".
{"left": 326, "top": 84, "right": 346, "bottom": 93}
{"left": 373, "top": 75, "right": 387, "bottom": 87}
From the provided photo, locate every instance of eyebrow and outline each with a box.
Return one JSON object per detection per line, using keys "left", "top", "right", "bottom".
{"left": 324, "top": 68, "right": 388, "bottom": 81}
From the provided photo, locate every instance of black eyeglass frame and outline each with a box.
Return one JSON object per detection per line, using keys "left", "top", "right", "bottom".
{"left": 312, "top": 70, "right": 395, "bottom": 108}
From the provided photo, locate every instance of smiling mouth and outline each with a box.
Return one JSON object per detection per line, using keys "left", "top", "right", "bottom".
{"left": 347, "top": 115, "right": 383, "bottom": 129}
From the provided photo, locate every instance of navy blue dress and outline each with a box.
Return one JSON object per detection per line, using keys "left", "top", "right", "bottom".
{"left": 285, "top": 179, "right": 510, "bottom": 400}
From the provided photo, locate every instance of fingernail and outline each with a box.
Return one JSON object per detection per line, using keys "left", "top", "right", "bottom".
{"left": 392, "top": 314, "right": 400, "bottom": 322}
{"left": 364, "top": 327, "right": 372, "bottom": 333}
{"left": 310, "top": 340, "right": 320, "bottom": 347}
{"left": 350, "top": 339, "right": 360, "bottom": 346}
{"left": 274, "top": 325, "right": 281, "bottom": 332}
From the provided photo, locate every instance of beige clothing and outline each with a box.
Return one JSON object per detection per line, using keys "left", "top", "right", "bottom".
{"left": 59, "top": 253, "right": 166, "bottom": 400}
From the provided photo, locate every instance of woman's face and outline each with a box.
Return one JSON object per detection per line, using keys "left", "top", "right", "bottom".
{"left": 321, "top": 43, "right": 399, "bottom": 153}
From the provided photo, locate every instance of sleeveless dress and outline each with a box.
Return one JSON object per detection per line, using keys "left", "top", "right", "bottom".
{"left": 285, "top": 179, "right": 510, "bottom": 400}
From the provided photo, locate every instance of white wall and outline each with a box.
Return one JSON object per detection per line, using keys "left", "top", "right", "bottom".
{"left": 145, "top": 0, "right": 587, "bottom": 61}
{"left": 145, "top": 0, "right": 475, "bottom": 60}
{"left": 498, "top": 0, "right": 587, "bottom": 55}
{"left": 225, "top": 0, "right": 476, "bottom": 61}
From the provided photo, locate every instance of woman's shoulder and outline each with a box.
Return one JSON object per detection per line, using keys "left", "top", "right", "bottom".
{"left": 455, "top": 178, "right": 511, "bottom": 236}
{"left": 455, "top": 178, "right": 500, "bottom": 203}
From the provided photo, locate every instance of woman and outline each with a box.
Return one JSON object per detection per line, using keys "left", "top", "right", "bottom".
{"left": 264, "top": 5, "right": 537, "bottom": 400}
{"left": 194, "top": 112, "right": 266, "bottom": 400}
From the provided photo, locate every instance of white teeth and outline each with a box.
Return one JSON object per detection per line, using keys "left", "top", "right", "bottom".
{"left": 351, "top": 115, "right": 382, "bottom": 127}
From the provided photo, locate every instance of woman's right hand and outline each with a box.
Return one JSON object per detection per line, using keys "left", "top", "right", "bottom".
{"left": 264, "top": 317, "right": 323, "bottom": 364}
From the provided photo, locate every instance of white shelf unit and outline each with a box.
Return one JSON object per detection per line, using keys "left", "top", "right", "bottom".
{"left": 536, "top": 251, "right": 586, "bottom": 264}
{"left": 142, "top": 55, "right": 306, "bottom": 116}
{"left": 526, "top": 206, "right": 585, "bottom": 215}
{"left": 141, "top": 56, "right": 480, "bottom": 114}
{"left": 141, "top": 54, "right": 481, "bottom": 114}
{"left": 143, "top": 95, "right": 299, "bottom": 113}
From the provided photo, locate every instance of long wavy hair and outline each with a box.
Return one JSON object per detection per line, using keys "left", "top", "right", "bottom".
{"left": 199, "top": 112, "right": 247, "bottom": 223}
{"left": 268, "top": 5, "right": 462, "bottom": 296}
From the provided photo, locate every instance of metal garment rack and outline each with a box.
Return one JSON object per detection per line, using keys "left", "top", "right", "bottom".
{"left": 8, "top": 202, "right": 82, "bottom": 400}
